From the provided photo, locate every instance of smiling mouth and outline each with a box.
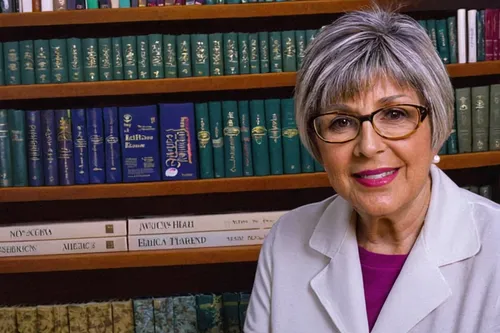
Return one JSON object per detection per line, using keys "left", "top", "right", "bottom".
{"left": 353, "top": 168, "right": 400, "bottom": 179}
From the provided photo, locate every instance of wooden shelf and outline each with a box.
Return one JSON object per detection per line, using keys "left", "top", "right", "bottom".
{"left": 1, "top": 61, "right": 499, "bottom": 101}
{"left": 0, "top": 0, "right": 369, "bottom": 28}
{"left": 0, "top": 245, "right": 261, "bottom": 274}
{"left": 0, "top": 151, "right": 499, "bottom": 203}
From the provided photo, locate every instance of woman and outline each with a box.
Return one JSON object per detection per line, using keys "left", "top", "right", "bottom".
{"left": 244, "top": 6, "right": 500, "bottom": 333}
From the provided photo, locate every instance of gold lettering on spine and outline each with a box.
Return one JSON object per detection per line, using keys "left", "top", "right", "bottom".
{"left": 197, "top": 118, "right": 210, "bottom": 149}
{"left": 179, "top": 41, "right": 189, "bottom": 75}
{"left": 23, "top": 47, "right": 34, "bottom": 71}
{"left": 124, "top": 43, "right": 135, "bottom": 79}
{"left": 285, "top": 37, "right": 295, "bottom": 59}
{"left": 211, "top": 40, "right": 222, "bottom": 75}
{"left": 101, "top": 44, "right": 112, "bottom": 79}
{"left": 139, "top": 41, "right": 148, "bottom": 78}
{"left": 227, "top": 39, "right": 238, "bottom": 74}
{"left": 224, "top": 112, "right": 240, "bottom": 172}
{"left": 86, "top": 45, "right": 98, "bottom": 80}
{"left": 165, "top": 117, "right": 192, "bottom": 169}
{"left": 151, "top": 41, "right": 162, "bottom": 78}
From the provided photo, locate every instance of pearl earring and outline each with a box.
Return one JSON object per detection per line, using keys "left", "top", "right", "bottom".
{"left": 432, "top": 155, "right": 440, "bottom": 164}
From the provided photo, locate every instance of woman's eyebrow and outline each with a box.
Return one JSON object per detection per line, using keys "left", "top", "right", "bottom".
{"left": 377, "top": 94, "right": 409, "bottom": 105}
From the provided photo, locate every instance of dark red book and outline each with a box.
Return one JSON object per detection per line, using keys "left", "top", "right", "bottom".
{"left": 485, "top": 9, "right": 495, "bottom": 61}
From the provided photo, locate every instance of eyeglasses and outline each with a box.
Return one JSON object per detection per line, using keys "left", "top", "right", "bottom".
{"left": 310, "top": 104, "right": 429, "bottom": 144}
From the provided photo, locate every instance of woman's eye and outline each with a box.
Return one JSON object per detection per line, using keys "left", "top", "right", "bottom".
{"left": 330, "top": 117, "right": 354, "bottom": 129}
{"left": 382, "top": 109, "right": 408, "bottom": 120}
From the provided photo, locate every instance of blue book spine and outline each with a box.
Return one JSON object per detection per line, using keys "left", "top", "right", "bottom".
{"left": 103, "top": 107, "right": 122, "bottom": 183}
{"left": 71, "top": 109, "right": 89, "bottom": 184}
{"left": 119, "top": 105, "right": 161, "bottom": 183}
{"left": 41, "top": 110, "right": 59, "bottom": 186}
{"left": 26, "top": 111, "right": 44, "bottom": 186}
{"left": 159, "top": 103, "right": 198, "bottom": 181}
{"left": 87, "top": 108, "right": 105, "bottom": 184}
{"left": 54, "top": 109, "right": 75, "bottom": 186}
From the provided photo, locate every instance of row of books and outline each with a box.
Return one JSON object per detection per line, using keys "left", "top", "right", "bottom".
{"left": 0, "top": 29, "right": 317, "bottom": 86}
{"left": 462, "top": 184, "right": 494, "bottom": 199}
{"left": 440, "top": 84, "right": 500, "bottom": 155}
{"left": 418, "top": 9, "right": 500, "bottom": 64}
{"left": 0, "top": 210, "right": 286, "bottom": 257}
{"left": 0, "top": 99, "right": 327, "bottom": 187}
{"left": 0, "top": 292, "right": 251, "bottom": 333}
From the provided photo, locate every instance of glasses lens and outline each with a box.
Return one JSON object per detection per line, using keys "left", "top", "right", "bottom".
{"left": 373, "top": 105, "right": 420, "bottom": 138}
{"left": 313, "top": 113, "right": 359, "bottom": 143}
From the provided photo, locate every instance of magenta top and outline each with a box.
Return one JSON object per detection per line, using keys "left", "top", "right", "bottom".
{"left": 358, "top": 246, "right": 408, "bottom": 331}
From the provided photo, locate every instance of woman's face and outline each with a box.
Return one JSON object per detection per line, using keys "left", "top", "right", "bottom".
{"left": 316, "top": 80, "right": 437, "bottom": 218}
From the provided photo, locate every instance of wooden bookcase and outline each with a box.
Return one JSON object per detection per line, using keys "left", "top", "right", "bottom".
{"left": 0, "top": 0, "right": 499, "bottom": 306}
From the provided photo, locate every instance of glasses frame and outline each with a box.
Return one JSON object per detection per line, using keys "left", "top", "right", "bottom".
{"left": 310, "top": 103, "right": 429, "bottom": 144}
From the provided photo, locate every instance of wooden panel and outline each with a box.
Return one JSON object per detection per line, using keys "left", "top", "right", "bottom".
{"left": 0, "top": 151, "right": 499, "bottom": 203}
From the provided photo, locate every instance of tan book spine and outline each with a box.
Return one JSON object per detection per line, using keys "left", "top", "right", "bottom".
{"left": 87, "top": 303, "right": 112, "bottom": 333}
{"left": 16, "top": 307, "right": 37, "bottom": 333}
{"left": 111, "top": 301, "right": 134, "bottom": 333}
{"left": 0, "top": 308, "right": 16, "bottom": 333}
{"left": 54, "top": 305, "right": 69, "bottom": 333}
{"left": 37, "top": 305, "right": 55, "bottom": 333}
{"left": 68, "top": 305, "right": 87, "bottom": 333}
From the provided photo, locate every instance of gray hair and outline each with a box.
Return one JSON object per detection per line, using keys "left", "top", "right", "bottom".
{"left": 295, "top": 6, "right": 454, "bottom": 162}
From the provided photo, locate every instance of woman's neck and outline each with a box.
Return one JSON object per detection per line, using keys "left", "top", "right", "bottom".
{"left": 356, "top": 176, "right": 432, "bottom": 255}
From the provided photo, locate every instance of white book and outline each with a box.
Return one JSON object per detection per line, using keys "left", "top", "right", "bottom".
{"left": 0, "top": 219, "right": 127, "bottom": 242}
{"left": 111, "top": 0, "right": 118, "bottom": 7}
{"left": 21, "top": 0, "right": 32, "bottom": 11}
{"left": 457, "top": 9, "right": 467, "bottom": 64}
{"left": 128, "top": 229, "right": 270, "bottom": 251}
{"left": 127, "top": 211, "right": 287, "bottom": 235}
{"left": 41, "top": 0, "right": 53, "bottom": 11}
{"left": 0, "top": 236, "right": 128, "bottom": 257}
{"left": 467, "top": 9, "right": 477, "bottom": 63}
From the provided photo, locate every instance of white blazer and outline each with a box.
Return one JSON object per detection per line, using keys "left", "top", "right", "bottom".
{"left": 244, "top": 165, "right": 500, "bottom": 333}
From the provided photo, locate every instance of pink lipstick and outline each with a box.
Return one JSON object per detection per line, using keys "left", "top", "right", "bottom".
{"left": 353, "top": 168, "right": 399, "bottom": 187}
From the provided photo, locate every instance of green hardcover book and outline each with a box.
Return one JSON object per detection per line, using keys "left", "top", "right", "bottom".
{"left": 281, "top": 30, "right": 297, "bottom": 72}
{"left": 222, "top": 293, "right": 240, "bottom": 333}
{"left": 447, "top": 113, "right": 459, "bottom": 154}
{"left": 34, "top": 39, "right": 51, "bottom": 84}
{"left": 222, "top": 100, "right": 243, "bottom": 177}
{"left": 479, "top": 185, "right": 492, "bottom": 199}
{"left": 490, "top": 84, "right": 500, "bottom": 151}
{"left": 149, "top": 34, "right": 164, "bottom": 79}
{"left": 0, "top": 110, "right": 11, "bottom": 187}
{"left": 300, "top": 143, "right": 314, "bottom": 173}
{"left": 98, "top": 37, "right": 113, "bottom": 81}
{"left": 163, "top": 35, "right": 177, "bottom": 78}
{"left": 259, "top": 32, "right": 270, "bottom": 73}
{"left": 20, "top": 40, "right": 35, "bottom": 85}
{"left": 191, "top": 34, "right": 209, "bottom": 77}
{"left": 111, "top": 301, "right": 134, "bottom": 333}
{"left": 53, "top": 305, "right": 69, "bottom": 333}
{"left": 165, "top": 297, "right": 174, "bottom": 333}
{"left": 249, "top": 33, "right": 260, "bottom": 74}
{"left": 238, "top": 32, "right": 250, "bottom": 74}
{"left": 67, "top": 38, "right": 83, "bottom": 82}
{"left": 281, "top": 98, "right": 300, "bottom": 174}
{"left": 0, "top": 43, "right": 4, "bottom": 86}
{"left": 295, "top": 30, "right": 306, "bottom": 69}
{"left": 438, "top": 143, "right": 448, "bottom": 155}
{"left": 112, "top": 37, "right": 124, "bottom": 80}
{"left": 153, "top": 298, "right": 168, "bottom": 333}
{"left": 239, "top": 100, "right": 253, "bottom": 176}
{"left": 417, "top": 20, "right": 428, "bottom": 34}
{"left": 477, "top": 10, "right": 485, "bottom": 62}
{"left": 224, "top": 33, "right": 239, "bottom": 75}
{"left": 455, "top": 87, "right": 472, "bottom": 153}
{"left": 238, "top": 293, "right": 250, "bottom": 332}
{"left": 269, "top": 32, "right": 283, "bottom": 73}
{"left": 471, "top": 86, "right": 489, "bottom": 152}
{"left": 37, "top": 305, "right": 55, "bottom": 333}
{"left": 250, "top": 100, "right": 270, "bottom": 176}
{"left": 50, "top": 39, "right": 69, "bottom": 83}
{"left": 133, "top": 299, "right": 154, "bottom": 333}
{"left": 67, "top": 304, "right": 87, "bottom": 333}
{"left": 16, "top": 307, "right": 37, "bottom": 333}
{"left": 82, "top": 38, "right": 99, "bottom": 82}
{"left": 226, "top": 0, "right": 239, "bottom": 3}
{"left": 122, "top": 36, "right": 138, "bottom": 80}
{"left": 173, "top": 296, "right": 197, "bottom": 333}
{"left": 209, "top": 101, "right": 224, "bottom": 178}
{"left": 195, "top": 103, "right": 214, "bottom": 179}
{"left": 8, "top": 109, "right": 27, "bottom": 186}
{"left": 4, "top": 41, "right": 20, "bottom": 85}
{"left": 436, "top": 19, "right": 450, "bottom": 64}
{"left": 87, "top": 0, "right": 98, "bottom": 8}
{"left": 177, "top": 34, "right": 192, "bottom": 78}
{"left": 209, "top": 33, "right": 224, "bottom": 76}
{"left": 447, "top": 16, "right": 458, "bottom": 64}
{"left": 469, "top": 185, "right": 479, "bottom": 194}
{"left": 87, "top": 303, "right": 113, "bottom": 333}
{"left": 137, "top": 35, "right": 150, "bottom": 79}
{"left": 314, "top": 160, "right": 325, "bottom": 172}
{"left": 265, "top": 99, "right": 283, "bottom": 175}
{"left": 0, "top": 308, "right": 16, "bottom": 333}
{"left": 196, "top": 294, "right": 224, "bottom": 333}
{"left": 305, "top": 29, "right": 318, "bottom": 46}
{"left": 426, "top": 19, "right": 438, "bottom": 51}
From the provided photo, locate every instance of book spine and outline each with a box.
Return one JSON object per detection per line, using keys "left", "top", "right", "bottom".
{"left": 177, "top": 34, "right": 192, "bottom": 78}
{"left": 159, "top": 103, "right": 198, "bottom": 180}
{"left": 426, "top": 19, "right": 438, "bottom": 52}
{"left": 455, "top": 87, "right": 472, "bottom": 153}
{"left": 314, "top": 159, "right": 325, "bottom": 172}
{"left": 485, "top": 9, "right": 494, "bottom": 61}
{"left": 111, "top": 301, "right": 133, "bottom": 333}
{"left": 477, "top": 10, "right": 485, "bottom": 61}
{"left": 67, "top": 38, "right": 83, "bottom": 82}
{"left": 239, "top": 100, "right": 253, "bottom": 176}
{"left": 479, "top": 185, "right": 492, "bottom": 200}
{"left": 86, "top": 0, "right": 98, "bottom": 8}
{"left": 259, "top": 31, "right": 270, "bottom": 73}
{"left": 471, "top": 86, "right": 489, "bottom": 152}
{"left": 0, "top": 236, "right": 128, "bottom": 257}
{"left": 149, "top": 34, "right": 164, "bottom": 79}
{"left": 238, "top": 293, "right": 250, "bottom": 332}
{"left": 20, "top": 40, "right": 35, "bottom": 85}
{"left": 300, "top": 143, "right": 314, "bottom": 173}
{"left": 41, "top": 110, "right": 58, "bottom": 186}
{"left": 26, "top": 111, "right": 44, "bottom": 186}
{"left": 129, "top": 229, "right": 269, "bottom": 251}
{"left": 490, "top": 84, "right": 500, "bottom": 151}
{"left": 87, "top": 108, "right": 105, "bottom": 183}
{"left": 195, "top": 103, "right": 214, "bottom": 179}
{"left": 196, "top": 294, "right": 224, "bottom": 333}
{"left": 87, "top": 303, "right": 112, "bottom": 333}
{"left": 265, "top": 99, "right": 283, "bottom": 175}
{"left": 209, "top": 101, "right": 225, "bottom": 178}
{"left": 21, "top": 0, "right": 33, "bottom": 11}
{"left": 281, "top": 30, "right": 297, "bottom": 71}
{"left": 457, "top": 9, "right": 467, "bottom": 63}
{"left": 82, "top": 38, "right": 99, "bottom": 82}
{"left": 103, "top": 107, "right": 122, "bottom": 183}
{"left": 119, "top": 0, "right": 130, "bottom": 6}
{"left": 0, "top": 0, "right": 12, "bottom": 11}
{"left": 447, "top": 113, "right": 459, "bottom": 154}
{"left": 153, "top": 298, "right": 168, "bottom": 333}
{"left": 238, "top": 32, "right": 250, "bottom": 74}
{"left": 250, "top": 99, "right": 270, "bottom": 176}
{"left": 281, "top": 98, "right": 300, "bottom": 174}
{"left": 224, "top": 32, "right": 239, "bottom": 75}
{"left": 53, "top": 0, "right": 65, "bottom": 10}
{"left": 306, "top": 29, "right": 318, "bottom": 46}
{"left": 8, "top": 109, "right": 28, "bottom": 186}
{"left": 70, "top": 109, "right": 89, "bottom": 185}
{"left": 436, "top": 19, "right": 450, "bottom": 64}
{"left": 191, "top": 34, "right": 209, "bottom": 77}
{"left": 4, "top": 41, "right": 21, "bottom": 85}
{"left": 16, "top": 307, "right": 37, "bottom": 333}
{"left": 447, "top": 17, "right": 458, "bottom": 64}
{"left": 50, "top": 39, "right": 68, "bottom": 83}
{"left": 438, "top": 143, "right": 448, "bottom": 155}
{"left": 172, "top": 296, "right": 197, "bottom": 333}
{"left": 249, "top": 33, "right": 260, "bottom": 74}
{"left": 53, "top": 305, "right": 69, "bottom": 333}
{"left": 269, "top": 32, "right": 282, "bottom": 73}
{"left": 37, "top": 306, "right": 55, "bottom": 333}
{"left": 222, "top": 100, "right": 243, "bottom": 177}
{"left": 122, "top": 36, "right": 138, "bottom": 80}
{"left": 295, "top": 30, "right": 306, "bottom": 69}
{"left": 55, "top": 109, "right": 75, "bottom": 186}
{"left": 34, "top": 39, "right": 51, "bottom": 84}
{"left": 68, "top": 305, "right": 87, "bottom": 333}
{"left": 163, "top": 35, "right": 177, "bottom": 78}
{"left": 133, "top": 300, "right": 155, "bottom": 333}
{"left": 0, "top": 110, "right": 12, "bottom": 187}
{"left": 75, "top": 0, "right": 85, "bottom": 8}
{"left": 112, "top": 37, "right": 124, "bottom": 80}
{"left": 137, "top": 35, "right": 150, "bottom": 79}
{"left": 493, "top": 9, "right": 499, "bottom": 60}
{"left": 209, "top": 33, "right": 224, "bottom": 76}
{"left": 98, "top": 37, "right": 113, "bottom": 81}
{"left": 467, "top": 10, "right": 477, "bottom": 63}
{"left": 0, "top": 43, "right": 4, "bottom": 86}
{"left": 222, "top": 293, "right": 241, "bottom": 333}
